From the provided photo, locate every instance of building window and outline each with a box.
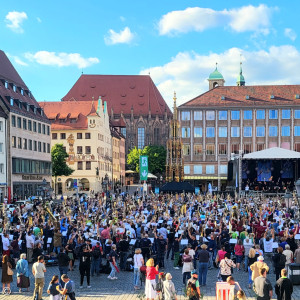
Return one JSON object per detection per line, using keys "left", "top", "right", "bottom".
{"left": 194, "top": 165, "right": 202, "bottom": 174}
{"left": 194, "top": 127, "right": 202, "bottom": 138}
{"left": 18, "top": 137, "right": 22, "bottom": 149}
{"left": 11, "top": 116, "right": 16, "bottom": 127}
{"left": 34, "top": 141, "right": 37, "bottom": 151}
{"left": 23, "top": 119, "right": 27, "bottom": 130}
{"left": 231, "top": 144, "right": 240, "bottom": 154}
{"left": 77, "top": 146, "right": 82, "bottom": 154}
{"left": 154, "top": 128, "right": 160, "bottom": 144}
{"left": 295, "top": 110, "right": 300, "bottom": 119}
{"left": 219, "top": 111, "right": 227, "bottom": 120}
{"left": 269, "top": 126, "right": 278, "bottom": 137}
{"left": 269, "top": 109, "right": 278, "bottom": 119}
{"left": 77, "top": 133, "right": 82, "bottom": 139}
{"left": 29, "top": 140, "right": 32, "bottom": 150}
{"left": 85, "top": 133, "right": 91, "bottom": 139}
{"left": 121, "top": 127, "right": 126, "bottom": 137}
{"left": 244, "top": 127, "right": 252, "bottom": 137}
{"left": 17, "top": 117, "right": 21, "bottom": 128}
{"left": 42, "top": 124, "right": 46, "bottom": 134}
{"left": 10, "top": 97, "right": 13, "bottom": 106}
{"left": 0, "top": 143, "right": 3, "bottom": 153}
{"left": 295, "top": 143, "right": 300, "bottom": 152}
{"left": 206, "top": 127, "right": 215, "bottom": 138}
{"left": 257, "top": 110, "right": 265, "bottom": 119}
{"left": 33, "top": 122, "right": 37, "bottom": 132}
{"left": 12, "top": 136, "right": 16, "bottom": 148}
{"left": 206, "top": 144, "right": 215, "bottom": 155}
{"left": 194, "top": 145, "right": 202, "bottom": 155}
{"left": 219, "top": 165, "right": 227, "bottom": 174}
{"left": 219, "top": 127, "right": 227, "bottom": 138}
{"left": 28, "top": 120, "right": 32, "bottom": 131}
{"left": 181, "top": 111, "right": 190, "bottom": 121}
{"left": 282, "top": 109, "right": 291, "bottom": 119}
{"left": 38, "top": 142, "right": 41, "bottom": 152}
{"left": 231, "top": 110, "right": 240, "bottom": 120}
{"left": 52, "top": 133, "right": 57, "bottom": 139}
{"left": 219, "top": 144, "right": 227, "bottom": 155}
{"left": 47, "top": 143, "right": 50, "bottom": 153}
{"left": 206, "top": 165, "right": 215, "bottom": 174}
{"left": 184, "top": 165, "right": 190, "bottom": 174}
{"left": 282, "top": 126, "right": 290, "bottom": 137}
{"left": 86, "top": 161, "right": 91, "bottom": 170}
{"left": 244, "top": 144, "right": 252, "bottom": 154}
{"left": 231, "top": 127, "right": 240, "bottom": 137}
{"left": 60, "top": 133, "right": 66, "bottom": 139}
{"left": 85, "top": 146, "right": 91, "bottom": 154}
{"left": 194, "top": 111, "right": 202, "bottom": 120}
{"left": 244, "top": 110, "right": 252, "bottom": 120}
{"left": 43, "top": 143, "right": 46, "bottom": 152}
{"left": 23, "top": 139, "right": 27, "bottom": 150}
{"left": 256, "top": 126, "right": 265, "bottom": 137}
{"left": 137, "top": 127, "right": 145, "bottom": 149}
{"left": 0, "top": 164, "right": 3, "bottom": 174}
{"left": 183, "top": 145, "right": 190, "bottom": 155}
{"left": 295, "top": 126, "right": 300, "bottom": 136}
{"left": 206, "top": 110, "right": 215, "bottom": 120}
{"left": 182, "top": 127, "right": 190, "bottom": 138}
{"left": 78, "top": 161, "right": 83, "bottom": 170}
{"left": 257, "top": 144, "right": 265, "bottom": 151}
{"left": 47, "top": 126, "right": 50, "bottom": 135}
{"left": 38, "top": 123, "right": 41, "bottom": 133}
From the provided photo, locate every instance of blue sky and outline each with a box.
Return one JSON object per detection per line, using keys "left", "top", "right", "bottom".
{"left": 1, "top": 0, "right": 300, "bottom": 107}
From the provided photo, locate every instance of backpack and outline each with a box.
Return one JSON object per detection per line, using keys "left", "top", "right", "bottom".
{"left": 153, "top": 279, "right": 163, "bottom": 292}
{"left": 279, "top": 254, "right": 286, "bottom": 266}
{"left": 186, "top": 280, "right": 199, "bottom": 299}
{"left": 93, "top": 247, "right": 101, "bottom": 259}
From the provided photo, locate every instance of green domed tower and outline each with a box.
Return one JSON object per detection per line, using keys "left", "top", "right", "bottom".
{"left": 208, "top": 63, "right": 225, "bottom": 90}
{"left": 237, "top": 62, "right": 245, "bottom": 86}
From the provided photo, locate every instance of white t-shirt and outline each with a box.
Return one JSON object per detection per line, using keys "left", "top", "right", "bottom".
{"left": 263, "top": 238, "right": 273, "bottom": 253}
{"left": 134, "top": 254, "right": 143, "bottom": 268}
{"left": 2, "top": 236, "right": 10, "bottom": 251}
{"left": 26, "top": 234, "right": 34, "bottom": 248}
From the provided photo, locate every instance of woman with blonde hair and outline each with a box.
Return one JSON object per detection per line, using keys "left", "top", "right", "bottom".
{"left": 247, "top": 248, "right": 258, "bottom": 288}
{"left": 133, "top": 248, "right": 144, "bottom": 290}
{"left": 1, "top": 255, "right": 13, "bottom": 294}
{"left": 145, "top": 258, "right": 159, "bottom": 300}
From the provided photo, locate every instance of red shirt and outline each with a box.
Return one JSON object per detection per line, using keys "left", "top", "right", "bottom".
{"left": 146, "top": 266, "right": 159, "bottom": 280}
{"left": 234, "top": 244, "right": 244, "bottom": 256}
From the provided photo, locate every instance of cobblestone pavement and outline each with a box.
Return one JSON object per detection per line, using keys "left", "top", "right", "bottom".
{"left": 0, "top": 256, "right": 299, "bottom": 299}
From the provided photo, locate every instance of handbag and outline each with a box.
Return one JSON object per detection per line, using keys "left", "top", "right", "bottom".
{"left": 7, "top": 265, "right": 13, "bottom": 276}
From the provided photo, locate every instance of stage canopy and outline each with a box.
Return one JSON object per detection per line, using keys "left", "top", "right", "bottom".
{"left": 243, "top": 147, "right": 300, "bottom": 160}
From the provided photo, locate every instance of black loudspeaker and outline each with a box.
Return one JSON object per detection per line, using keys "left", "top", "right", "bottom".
{"left": 228, "top": 162, "right": 233, "bottom": 181}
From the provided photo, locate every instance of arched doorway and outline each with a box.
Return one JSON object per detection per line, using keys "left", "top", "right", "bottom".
{"left": 65, "top": 178, "right": 74, "bottom": 191}
{"left": 80, "top": 178, "right": 90, "bottom": 191}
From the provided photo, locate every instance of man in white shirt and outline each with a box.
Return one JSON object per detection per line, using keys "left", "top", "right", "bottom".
{"left": 243, "top": 238, "right": 253, "bottom": 271}
{"left": 283, "top": 244, "right": 293, "bottom": 268}
{"left": 26, "top": 232, "right": 34, "bottom": 263}
{"left": 2, "top": 233, "right": 10, "bottom": 256}
{"left": 263, "top": 228, "right": 275, "bottom": 260}
{"left": 32, "top": 255, "right": 46, "bottom": 300}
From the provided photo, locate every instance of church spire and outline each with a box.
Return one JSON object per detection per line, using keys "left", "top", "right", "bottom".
{"left": 237, "top": 61, "right": 246, "bottom": 86}
{"left": 173, "top": 91, "right": 177, "bottom": 121}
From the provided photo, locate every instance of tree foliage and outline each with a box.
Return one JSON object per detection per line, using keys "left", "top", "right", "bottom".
{"left": 127, "top": 145, "right": 166, "bottom": 175}
{"left": 51, "top": 143, "right": 74, "bottom": 178}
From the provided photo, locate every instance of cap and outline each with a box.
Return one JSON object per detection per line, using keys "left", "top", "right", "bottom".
{"left": 258, "top": 256, "right": 264, "bottom": 261}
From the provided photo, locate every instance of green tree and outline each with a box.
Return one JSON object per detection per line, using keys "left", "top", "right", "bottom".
{"left": 127, "top": 145, "right": 166, "bottom": 175}
{"left": 51, "top": 143, "right": 74, "bottom": 195}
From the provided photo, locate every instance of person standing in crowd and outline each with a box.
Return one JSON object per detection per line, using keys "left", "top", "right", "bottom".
{"left": 247, "top": 248, "right": 258, "bottom": 289}
{"left": 243, "top": 238, "right": 253, "bottom": 272}
{"left": 227, "top": 276, "right": 242, "bottom": 300}
{"left": 26, "top": 231, "right": 34, "bottom": 264}
{"left": 133, "top": 248, "right": 144, "bottom": 290}
{"left": 263, "top": 229, "right": 275, "bottom": 261}
{"left": 273, "top": 247, "right": 286, "bottom": 280}
{"left": 294, "top": 243, "right": 300, "bottom": 263}
{"left": 78, "top": 245, "right": 92, "bottom": 288}
{"left": 145, "top": 258, "right": 159, "bottom": 300}
{"left": 163, "top": 273, "right": 177, "bottom": 300}
{"left": 57, "top": 248, "right": 70, "bottom": 286}
{"left": 2, "top": 234, "right": 10, "bottom": 257}
{"left": 198, "top": 244, "right": 209, "bottom": 286}
{"left": 65, "top": 238, "right": 75, "bottom": 272}
{"left": 91, "top": 241, "right": 103, "bottom": 276}
{"left": 250, "top": 256, "right": 269, "bottom": 282}
{"left": 166, "top": 227, "right": 175, "bottom": 260}
{"left": 186, "top": 271, "right": 201, "bottom": 300}
{"left": 58, "top": 274, "right": 76, "bottom": 300}
{"left": 32, "top": 255, "right": 46, "bottom": 300}
{"left": 206, "top": 234, "right": 217, "bottom": 269}
{"left": 16, "top": 253, "right": 30, "bottom": 293}
{"left": 253, "top": 268, "right": 273, "bottom": 300}
{"left": 156, "top": 233, "right": 167, "bottom": 269}
{"left": 173, "top": 232, "right": 183, "bottom": 269}
{"left": 47, "top": 275, "right": 61, "bottom": 300}
{"left": 219, "top": 253, "right": 236, "bottom": 282}
{"left": 182, "top": 248, "right": 193, "bottom": 286}
{"left": 234, "top": 240, "right": 245, "bottom": 271}
{"left": 118, "top": 235, "right": 130, "bottom": 271}
{"left": 1, "top": 255, "right": 13, "bottom": 294}
{"left": 108, "top": 244, "right": 118, "bottom": 280}
{"left": 282, "top": 244, "right": 293, "bottom": 269}
{"left": 274, "top": 268, "right": 293, "bottom": 300}
{"left": 140, "top": 234, "right": 152, "bottom": 261}
{"left": 53, "top": 229, "right": 62, "bottom": 255}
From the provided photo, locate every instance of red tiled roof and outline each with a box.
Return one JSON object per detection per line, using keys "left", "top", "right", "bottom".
{"left": 180, "top": 85, "right": 300, "bottom": 108}
{"left": 62, "top": 74, "right": 172, "bottom": 116}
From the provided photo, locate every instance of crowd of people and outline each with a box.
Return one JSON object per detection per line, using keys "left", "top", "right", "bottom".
{"left": 0, "top": 191, "right": 299, "bottom": 300}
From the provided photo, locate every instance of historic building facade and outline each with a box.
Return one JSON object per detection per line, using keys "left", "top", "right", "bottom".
{"left": 0, "top": 107, "right": 7, "bottom": 201}
{"left": 0, "top": 50, "right": 51, "bottom": 200}
{"left": 41, "top": 98, "right": 115, "bottom": 195}
{"left": 178, "top": 65, "right": 300, "bottom": 191}
{"left": 61, "top": 75, "right": 172, "bottom": 153}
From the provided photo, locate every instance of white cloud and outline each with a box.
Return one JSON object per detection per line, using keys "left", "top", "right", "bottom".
{"left": 25, "top": 51, "right": 99, "bottom": 68}
{"left": 104, "top": 26, "right": 135, "bottom": 45}
{"left": 37, "top": 17, "right": 42, "bottom": 23}
{"left": 285, "top": 28, "right": 297, "bottom": 41}
{"left": 158, "top": 4, "right": 275, "bottom": 35}
{"left": 5, "top": 11, "right": 28, "bottom": 33}
{"left": 140, "top": 45, "right": 300, "bottom": 107}
{"left": 14, "top": 56, "right": 28, "bottom": 66}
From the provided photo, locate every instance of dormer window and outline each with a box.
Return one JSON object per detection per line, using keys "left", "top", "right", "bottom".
{"left": 270, "top": 95, "right": 275, "bottom": 99}
{"left": 20, "top": 88, "right": 24, "bottom": 95}
{"left": 26, "top": 104, "right": 29, "bottom": 112}
{"left": 221, "top": 96, "right": 225, "bottom": 100}
{"left": 34, "top": 107, "right": 37, "bottom": 114}
{"left": 10, "top": 97, "right": 14, "bottom": 106}
{"left": 18, "top": 101, "right": 22, "bottom": 109}
{"left": 245, "top": 95, "right": 250, "bottom": 100}
{"left": 5, "top": 81, "right": 8, "bottom": 89}
{"left": 41, "top": 109, "right": 44, "bottom": 116}
{"left": 13, "top": 85, "right": 17, "bottom": 92}
{"left": 296, "top": 94, "right": 300, "bottom": 99}
{"left": 28, "top": 91, "right": 31, "bottom": 98}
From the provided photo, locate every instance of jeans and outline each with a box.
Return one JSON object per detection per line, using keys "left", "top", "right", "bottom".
{"left": 91, "top": 257, "right": 101, "bottom": 275}
{"left": 166, "top": 243, "right": 174, "bottom": 259}
{"left": 79, "top": 266, "right": 90, "bottom": 286}
{"left": 158, "top": 252, "right": 165, "bottom": 268}
{"left": 109, "top": 262, "right": 117, "bottom": 278}
{"left": 208, "top": 251, "right": 216, "bottom": 268}
{"left": 248, "top": 266, "right": 253, "bottom": 285}
{"left": 133, "top": 268, "right": 140, "bottom": 286}
{"left": 183, "top": 272, "right": 191, "bottom": 285}
{"left": 198, "top": 262, "right": 208, "bottom": 285}
{"left": 120, "top": 252, "right": 128, "bottom": 270}
{"left": 54, "top": 246, "right": 60, "bottom": 254}
{"left": 59, "top": 266, "right": 69, "bottom": 286}
{"left": 174, "top": 252, "right": 180, "bottom": 267}
{"left": 244, "top": 256, "right": 248, "bottom": 271}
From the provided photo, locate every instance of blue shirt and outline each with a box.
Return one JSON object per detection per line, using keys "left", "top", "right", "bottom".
{"left": 64, "top": 280, "right": 75, "bottom": 293}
